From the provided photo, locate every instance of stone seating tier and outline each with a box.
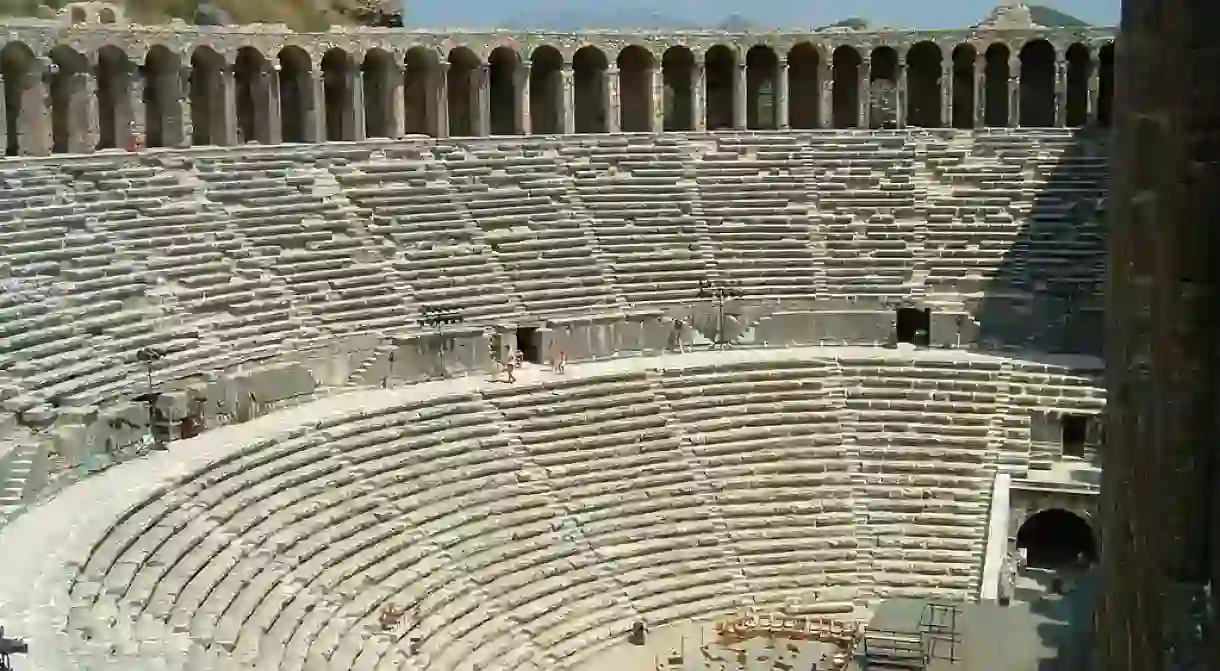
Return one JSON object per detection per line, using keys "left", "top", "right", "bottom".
{"left": 0, "top": 347, "right": 1105, "bottom": 671}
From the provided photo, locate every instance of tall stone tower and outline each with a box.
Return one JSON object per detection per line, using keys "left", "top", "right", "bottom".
{"left": 1098, "top": 0, "right": 1220, "bottom": 669}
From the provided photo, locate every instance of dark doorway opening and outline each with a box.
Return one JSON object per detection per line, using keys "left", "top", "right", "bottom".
{"left": 1016, "top": 508, "right": 1096, "bottom": 569}
{"left": 1061, "top": 414, "right": 1089, "bottom": 458}
{"left": 895, "top": 307, "right": 931, "bottom": 346}
{"left": 517, "top": 327, "right": 541, "bottom": 364}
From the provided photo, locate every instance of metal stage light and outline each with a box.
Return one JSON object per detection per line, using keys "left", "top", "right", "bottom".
{"left": 697, "top": 278, "right": 742, "bottom": 348}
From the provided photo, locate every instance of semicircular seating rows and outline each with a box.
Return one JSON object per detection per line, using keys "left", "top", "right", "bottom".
{"left": 0, "top": 130, "right": 1108, "bottom": 416}
{"left": 62, "top": 351, "right": 1104, "bottom": 671}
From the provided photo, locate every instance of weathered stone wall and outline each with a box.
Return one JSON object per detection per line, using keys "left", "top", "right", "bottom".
{"left": 0, "top": 19, "right": 1115, "bottom": 154}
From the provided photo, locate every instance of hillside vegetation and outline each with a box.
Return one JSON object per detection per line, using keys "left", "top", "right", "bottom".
{"left": 1028, "top": 5, "right": 1091, "bottom": 27}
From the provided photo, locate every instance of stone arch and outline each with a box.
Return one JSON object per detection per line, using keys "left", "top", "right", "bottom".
{"left": 488, "top": 46, "right": 518, "bottom": 135}
{"left": 1016, "top": 508, "right": 1097, "bottom": 569}
{"left": 99, "top": 6, "right": 116, "bottom": 23}
{"left": 447, "top": 46, "right": 480, "bottom": 137}
{"left": 617, "top": 45, "right": 654, "bottom": 132}
{"left": 278, "top": 46, "right": 312, "bottom": 143}
{"left": 745, "top": 45, "right": 778, "bottom": 130}
{"left": 48, "top": 45, "right": 89, "bottom": 153}
{"left": 983, "top": 42, "right": 1010, "bottom": 127}
{"left": 869, "top": 46, "right": 899, "bottom": 129}
{"left": 1, "top": 42, "right": 40, "bottom": 156}
{"left": 787, "top": 42, "right": 820, "bottom": 129}
{"left": 95, "top": 45, "right": 130, "bottom": 150}
{"left": 404, "top": 46, "right": 438, "bottom": 136}
{"left": 704, "top": 44, "right": 736, "bottom": 130}
{"left": 143, "top": 45, "right": 182, "bottom": 148}
{"left": 362, "top": 48, "right": 396, "bottom": 139}
{"left": 831, "top": 45, "right": 861, "bottom": 128}
{"left": 234, "top": 46, "right": 270, "bottom": 144}
{"left": 1064, "top": 43, "right": 1091, "bottom": 127}
{"left": 1098, "top": 42, "right": 1114, "bottom": 127}
{"left": 70, "top": 6, "right": 86, "bottom": 23}
{"left": 951, "top": 43, "right": 976, "bottom": 128}
{"left": 573, "top": 45, "right": 608, "bottom": 134}
{"left": 1019, "top": 39, "right": 1056, "bottom": 127}
{"left": 661, "top": 45, "right": 694, "bottom": 131}
{"left": 529, "top": 45, "right": 563, "bottom": 134}
{"left": 906, "top": 41, "right": 941, "bottom": 128}
{"left": 322, "top": 48, "right": 356, "bottom": 141}
{"left": 190, "top": 46, "right": 227, "bottom": 146}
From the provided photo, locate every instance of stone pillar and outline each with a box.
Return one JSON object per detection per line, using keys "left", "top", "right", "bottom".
{"left": 1086, "top": 52, "right": 1100, "bottom": 126}
{"left": 19, "top": 59, "right": 52, "bottom": 155}
{"left": 389, "top": 63, "right": 405, "bottom": 138}
{"left": 127, "top": 65, "right": 145, "bottom": 145}
{"left": 818, "top": 57, "right": 833, "bottom": 128}
{"left": 307, "top": 69, "right": 325, "bottom": 142}
{"left": 896, "top": 60, "right": 908, "bottom": 129}
{"left": 350, "top": 61, "right": 366, "bottom": 141}
{"left": 265, "top": 65, "right": 282, "bottom": 144}
{"left": 1007, "top": 57, "right": 1020, "bottom": 127}
{"left": 776, "top": 61, "right": 790, "bottom": 130}
{"left": 941, "top": 61, "right": 953, "bottom": 127}
{"left": 693, "top": 59, "right": 706, "bottom": 132}
{"left": 66, "top": 64, "right": 100, "bottom": 153}
{"left": 605, "top": 66, "right": 620, "bottom": 133}
{"left": 1054, "top": 56, "right": 1067, "bottom": 127}
{"left": 435, "top": 62, "right": 449, "bottom": 138}
{"left": 0, "top": 75, "right": 6, "bottom": 152}
{"left": 177, "top": 65, "right": 192, "bottom": 147}
{"left": 976, "top": 54, "right": 985, "bottom": 128}
{"left": 219, "top": 64, "right": 238, "bottom": 145}
{"left": 517, "top": 61, "right": 531, "bottom": 134}
{"left": 1098, "top": 0, "right": 1220, "bottom": 668}
{"left": 733, "top": 61, "right": 747, "bottom": 129}
{"left": 858, "top": 58, "right": 871, "bottom": 129}
{"left": 650, "top": 66, "right": 664, "bottom": 133}
{"left": 561, "top": 64, "right": 575, "bottom": 134}
{"left": 474, "top": 64, "right": 490, "bottom": 136}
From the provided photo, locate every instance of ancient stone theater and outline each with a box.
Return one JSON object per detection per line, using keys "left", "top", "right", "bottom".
{"left": 0, "top": 2, "right": 1113, "bottom": 670}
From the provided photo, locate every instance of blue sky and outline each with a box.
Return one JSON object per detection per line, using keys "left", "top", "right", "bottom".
{"left": 404, "top": 0, "right": 1120, "bottom": 29}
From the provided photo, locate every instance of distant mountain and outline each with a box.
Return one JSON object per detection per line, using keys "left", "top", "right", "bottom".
{"left": 818, "top": 17, "right": 869, "bottom": 30}
{"left": 1028, "top": 4, "right": 1090, "bottom": 27}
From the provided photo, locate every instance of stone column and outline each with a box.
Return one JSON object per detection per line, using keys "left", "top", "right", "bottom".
{"left": 219, "top": 64, "right": 238, "bottom": 145}
{"left": 127, "top": 65, "right": 145, "bottom": 146}
{"left": 1086, "top": 51, "right": 1100, "bottom": 125}
{"left": 974, "top": 55, "right": 986, "bottom": 127}
{"left": 390, "top": 62, "right": 406, "bottom": 138}
{"left": 75, "top": 64, "right": 99, "bottom": 151}
{"left": 265, "top": 64, "right": 282, "bottom": 144}
{"left": 941, "top": 60, "right": 953, "bottom": 127}
{"left": 650, "top": 66, "right": 664, "bottom": 133}
{"left": 176, "top": 65, "right": 192, "bottom": 147}
{"left": 693, "top": 59, "right": 706, "bottom": 131}
{"left": 605, "top": 66, "right": 620, "bottom": 133}
{"left": 19, "top": 59, "right": 52, "bottom": 155}
{"left": 896, "top": 59, "right": 908, "bottom": 128}
{"left": 858, "top": 58, "right": 871, "bottom": 129}
{"left": 435, "top": 62, "right": 449, "bottom": 138}
{"left": 1007, "top": 57, "right": 1020, "bottom": 127}
{"left": 0, "top": 75, "right": 6, "bottom": 152}
{"left": 776, "top": 61, "right": 790, "bottom": 130}
{"left": 818, "top": 56, "right": 833, "bottom": 128}
{"left": 307, "top": 69, "right": 325, "bottom": 142}
{"left": 733, "top": 61, "right": 747, "bottom": 129}
{"left": 1054, "top": 56, "right": 1067, "bottom": 127}
{"left": 561, "top": 64, "right": 575, "bottom": 134}
{"left": 474, "top": 64, "right": 490, "bottom": 136}
{"left": 517, "top": 60, "right": 531, "bottom": 134}
{"left": 350, "top": 61, "right": 366, "bottom": 141}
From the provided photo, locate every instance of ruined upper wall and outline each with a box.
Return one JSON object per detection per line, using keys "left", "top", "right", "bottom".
{"left": 0, "top": 18, "right": 1116, "bottom": 64}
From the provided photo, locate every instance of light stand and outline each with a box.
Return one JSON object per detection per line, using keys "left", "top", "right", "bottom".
{"left": 697, "top": 279, "right": 742, "bottom": 348}
{"left": 136, "top": 347, "right": 164, "bottom": 450}
{"left": 420, "top": 305, "right": 465, "bottom": 349}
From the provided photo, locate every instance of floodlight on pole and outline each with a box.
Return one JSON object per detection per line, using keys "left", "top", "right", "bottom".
{"left": 420, "top": 304, "right": 465, "bottom": 347}
{"left": 697, "top": 278, "right": 742, "bottom": 347}
{"left": 136, "top": 347, "right": 164, "bottom": 450}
